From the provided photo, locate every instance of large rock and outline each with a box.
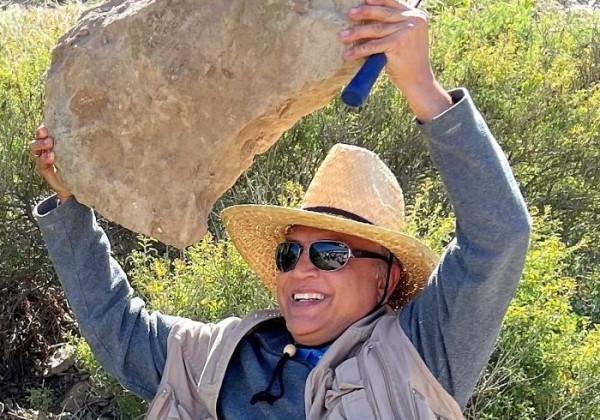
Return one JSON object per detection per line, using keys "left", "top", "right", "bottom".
{"left": 45, "top": 0, "right": 361, "bottom": 247}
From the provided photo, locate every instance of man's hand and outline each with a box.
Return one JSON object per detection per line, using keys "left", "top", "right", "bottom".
{"left": 340, "top": 0, "right": 452, "bottom": 121}
{"left": 30, "top": 125, "right": 73, "bottom": 204}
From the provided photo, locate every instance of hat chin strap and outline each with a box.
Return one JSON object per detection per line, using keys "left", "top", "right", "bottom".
{"left": 369, "top": 253, "right": 393, "bottom": 314}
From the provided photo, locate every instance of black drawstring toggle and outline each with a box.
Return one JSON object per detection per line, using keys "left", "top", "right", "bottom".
{"left": 250, "top": 344, "right": 297, "bottom": 405}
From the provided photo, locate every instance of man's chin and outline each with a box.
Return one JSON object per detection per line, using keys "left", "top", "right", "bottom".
{"left": 285, "top": 318, "right": 330, "bottom": 346}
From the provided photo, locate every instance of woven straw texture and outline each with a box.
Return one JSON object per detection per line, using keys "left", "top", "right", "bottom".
{"left": 221, "top": 144, "right": 439, "bottom": 308}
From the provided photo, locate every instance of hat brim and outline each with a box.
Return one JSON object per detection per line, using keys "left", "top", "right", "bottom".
{"left": 221, "top": 205, "right": 439, "bottom": 306}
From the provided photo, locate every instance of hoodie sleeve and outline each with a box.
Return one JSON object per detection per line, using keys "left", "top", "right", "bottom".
{"left": 399, "top": 88, "right": 532, "bottom": 408}
{"left": 34, "top": 196, "right": 185, "bottom": 400}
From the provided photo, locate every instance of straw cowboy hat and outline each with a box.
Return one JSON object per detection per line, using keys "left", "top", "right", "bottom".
{"left": 221, "top": 143, "right": 439, "bottom": 309}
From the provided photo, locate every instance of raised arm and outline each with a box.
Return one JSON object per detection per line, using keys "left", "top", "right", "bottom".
{"left": 400, "top": 89, "right": 531, "bottom": 407}
{"left": 31, "top": 127, "right": 183, "bottom": 400}
{"left": 341, "top": 0, "right": 531, "bottom": 407}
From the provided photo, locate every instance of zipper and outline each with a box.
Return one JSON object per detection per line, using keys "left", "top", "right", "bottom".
{"left": 357, "top": 348, "right": 383, "bottom": 420}
{"left": 371, "top": 345, "right": 402, "bottom": 420}
{"left": 412, "top": 388, "right": 435, "bottom": 419}
{"left": 145, "top": 384, "right": 174, "bottom": 420}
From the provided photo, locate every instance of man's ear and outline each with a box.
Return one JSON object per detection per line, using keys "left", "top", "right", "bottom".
{"left": 375, "top": 264, "right": 389, "bottom": 299}
{"left": 383, "top": 262, "right": 403, "bottom": 303}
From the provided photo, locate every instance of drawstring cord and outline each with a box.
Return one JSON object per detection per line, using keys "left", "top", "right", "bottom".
{"left": 250, "top": 344, "right": 297, "bottom": 405}
{"left": 376, "top": 253, "right": 394, "bottom": 308}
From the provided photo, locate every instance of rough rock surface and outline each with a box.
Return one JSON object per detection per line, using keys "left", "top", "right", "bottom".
{"left": 45, "top": 0, "right": 361, "bottom": 247}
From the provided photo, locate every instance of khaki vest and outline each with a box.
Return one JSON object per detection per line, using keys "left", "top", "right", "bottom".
{"left": 146, "top": 308, "right": 464, "bottom": 419}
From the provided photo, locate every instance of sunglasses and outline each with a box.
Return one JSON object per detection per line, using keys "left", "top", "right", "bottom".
{"left": 275, "top": 240, "right": 391, "bottom": 273}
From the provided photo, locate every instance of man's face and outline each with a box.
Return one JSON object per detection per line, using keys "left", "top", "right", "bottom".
{"left": 276, "top": 225, "right": 390, "bottom": 346}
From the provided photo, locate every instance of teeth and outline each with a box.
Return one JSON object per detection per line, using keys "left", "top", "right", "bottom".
{"left": 293, "top": 293, "right": 324, "bottom": 302}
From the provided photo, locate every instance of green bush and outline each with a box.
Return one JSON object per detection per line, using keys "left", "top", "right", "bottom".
{"left": 466, "top": 210, "right": 600, "bottom": 418}
{"left": 72, "top": 335, "right": 148, "bottom": 418}
{"left": 404, "top": 191, "right": 600, "bottom": 417}
{"left": 0, "top": 1, "right": 86, "bottom": 395}
{"left": 25, "top": 386, "right": 52, "bottom": 413}
{"left": 0, "top": 3, "right": 84, "bottom": 280}
{"left": 429, "top": 0, "right": 600, "bottom": 323}
{"left": 405, "top": 183, "right": 600, "bottom": 417}
{"left": 128, "top": 233, "right": 275, "bottom": 322}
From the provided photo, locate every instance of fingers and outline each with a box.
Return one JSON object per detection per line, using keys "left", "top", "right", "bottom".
{"left": 364, "top": 0, "right": 410, "bottom": 11}
{"left": 339, "top": 21, "right": 408, "bottom": 44}
{"left": 35, "top": 148, "right": 57, "bottom": 192}
{"left": 37, "top": 150, "right": 56, "bottom": 168}
{"left": 34, "top": 145, "right": 66, "bottom": 195}
{"left": 36, "top": 125, "right": 48, "bottom": 140}
{"left": 347, "top": 3, "right": 425, "bottom": 25}
{"left": 348, "top": 4, "right": 407, "bottom": 23}
{"left": 343, "top": 25, "right": 413, "bottom": 60}
{"left": 30, "top": 136, "right": 54, "bottom": 157}
{"left": 30, "top": 127, "right": 56, "bottom": 174}
{"left": 341, "top": 2, "right": 429, "bottom": 61}
{"left": 31, "top": 124, "right": 52, "bottom": 158}
{"left": 341, "top": 0, "right": 438, "bottom": 111}
{"left": 35, "top": 150, "right": 72, "bottom": 200}
{"left": 34, "top": 145, "right": 56, "bottom": 174}
{"left": 30, "top": 125, "right": 72, "bottom": 200}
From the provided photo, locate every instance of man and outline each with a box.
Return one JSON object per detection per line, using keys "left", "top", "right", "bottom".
{"left": 31, "top": 0, "right": 531, "bottom": 418}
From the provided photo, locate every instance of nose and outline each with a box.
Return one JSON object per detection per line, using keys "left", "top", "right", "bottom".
{"left": 289, "top": 247, "right": 319, "bottom": 278}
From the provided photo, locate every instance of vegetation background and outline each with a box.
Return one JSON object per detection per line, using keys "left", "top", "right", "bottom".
{"left": 0, "top": 0, "right": 598, "bottom": 418}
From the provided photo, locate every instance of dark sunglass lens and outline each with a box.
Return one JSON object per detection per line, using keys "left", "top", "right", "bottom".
{"left": 276, "top": 243, "right": 302, "bottom": 272}
{"left": 310, "top": 242, "right": 350, "bottom": 271}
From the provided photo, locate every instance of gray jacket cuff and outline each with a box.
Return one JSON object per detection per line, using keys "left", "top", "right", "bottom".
{"left": 416, "top": 88, "right": 473, "bottom": 136}
{"left": 34, "top": 195, "right": 91, "bottom": 229}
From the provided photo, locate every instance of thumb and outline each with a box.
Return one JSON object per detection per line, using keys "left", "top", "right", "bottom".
{"left": 37, "top": 151, "right": 71, "bottom": 199}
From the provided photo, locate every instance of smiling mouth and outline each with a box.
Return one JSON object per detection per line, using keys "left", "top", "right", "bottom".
{"left": 292, "top": 292, "right": 325, "bottom": 302}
